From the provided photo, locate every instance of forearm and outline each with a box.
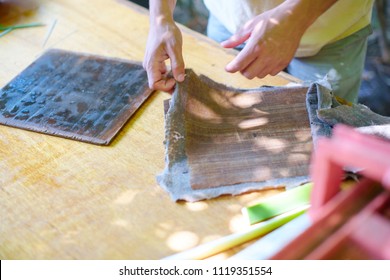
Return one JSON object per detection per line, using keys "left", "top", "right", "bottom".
{"left": 144, "top": 0, "right": 185, "bottom": 91}
{"left": 280, "top": 0, "right": 338, "bottom": 33}
{"left": 149, "top": 0, "right": 177, "bottom": 25}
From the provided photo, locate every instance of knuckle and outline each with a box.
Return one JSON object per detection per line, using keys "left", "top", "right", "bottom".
{"left": 171, "top": 60, "right": 184, "bottom": 70}
{"left": 148, "top": 80, "right": 156, "bottom": 89}
{"left": 241, "top": 71, "right": 255, "bottom": 80}
{"left": 252, "top": 44, "right": 262, "bottom": 54}
{"left": 270, "top": 69, "right": 279, "bottom": 76}
{"left": 257, "top": 73, "right": 266, "bottom": 79}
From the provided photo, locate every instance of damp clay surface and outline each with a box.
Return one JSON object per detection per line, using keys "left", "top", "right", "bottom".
{"left": 158, "top": 69, "right": 312, "bottom": 201}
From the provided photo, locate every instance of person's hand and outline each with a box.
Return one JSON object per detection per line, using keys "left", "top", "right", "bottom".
{"left": 221, "top": 6, "right": 306, "bottom": 79}
{"left": 143, "top": 18, "right": 185, "bottom": 92}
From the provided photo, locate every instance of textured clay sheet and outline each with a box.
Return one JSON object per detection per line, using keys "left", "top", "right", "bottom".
{"left": 182, "top": 71, "right": 312, "bottom": 190}
{"left": 157, "top": 69, "right": 312, "bottom": 201}
{"left": 0, "top": 49, "right": 153, "bottom": 145}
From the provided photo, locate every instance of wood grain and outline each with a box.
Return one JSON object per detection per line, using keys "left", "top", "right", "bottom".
{"left": 0, "top": 0, "right": 298, "bottom": 260}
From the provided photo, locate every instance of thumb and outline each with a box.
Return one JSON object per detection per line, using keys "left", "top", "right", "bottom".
{"left": 221, "top": 30, "right": 251, "bottom": 49}
{"left": 168, "top": 46, "right": 186, "bottom": 83}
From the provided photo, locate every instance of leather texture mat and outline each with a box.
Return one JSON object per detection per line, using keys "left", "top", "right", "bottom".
{"left": 0, "top": 49, "right": 153, "bottom": 145}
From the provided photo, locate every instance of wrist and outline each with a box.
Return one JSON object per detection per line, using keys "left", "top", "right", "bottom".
{"left": 149, "top": 0, "right": 176, "bottom": 25}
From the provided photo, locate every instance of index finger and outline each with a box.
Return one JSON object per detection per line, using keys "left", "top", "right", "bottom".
{"left": 225, "top": 44, "right": 258, "bottom": 73}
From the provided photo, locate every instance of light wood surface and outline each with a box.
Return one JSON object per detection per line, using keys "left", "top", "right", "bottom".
{"left": 0, "top": 0, "right": 299, "bottom": 260}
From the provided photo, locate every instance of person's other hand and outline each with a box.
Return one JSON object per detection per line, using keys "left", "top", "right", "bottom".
{"left": 143, "top": 18, "right": 185, "bottom": 92}
{"left": 221, "top": 6, "right": 305, "bottom": 79}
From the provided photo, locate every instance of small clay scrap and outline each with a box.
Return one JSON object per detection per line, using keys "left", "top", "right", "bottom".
{"left": 306, "top": 82, "right": 390, "bottom": 143}
{"left": 0, "top": 49, "right": 153, "bottom": 145}
{"left": 158, "top": 69, "right": 312, "bottom": 202}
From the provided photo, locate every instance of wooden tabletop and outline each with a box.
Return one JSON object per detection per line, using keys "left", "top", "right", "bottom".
{"left": 0, "top": 0, "right": 299, "bottom": 260}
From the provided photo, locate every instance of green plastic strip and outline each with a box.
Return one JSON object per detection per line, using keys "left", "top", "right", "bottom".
{"left": 0, "top": 22, "right": 45, "bottom": 38}
{"left": 242, "top": 182, "right": 312, "bottom": 225}
{"left": 0, "top": 28, "right": 13, "bottom": 38}
{"left": 163, "top": 205, "right": 308, "bottom": 260}
{"left": 0, "top": 22, "right": 45, "bottom": 31}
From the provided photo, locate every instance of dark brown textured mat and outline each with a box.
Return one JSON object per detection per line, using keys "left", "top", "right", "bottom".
{"left": 181, "top": 70, "right": 312, "bottom": 190}
{"left": 0, "top": 49, "right": 153, "bottom": 145}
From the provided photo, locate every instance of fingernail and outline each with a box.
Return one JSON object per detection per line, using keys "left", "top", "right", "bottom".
{"left": 225, "top": 63, "right": 233, "bottom": 71}
{"left": 177, "top": 74, "right": 185, "bottom": 82}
